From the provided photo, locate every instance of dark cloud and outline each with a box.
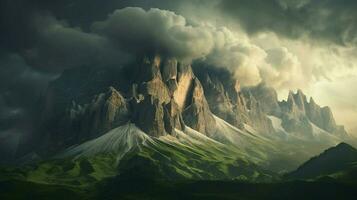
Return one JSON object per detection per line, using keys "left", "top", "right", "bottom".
{"left": 0, "top": 53, "right": 56, "bottom": 160}
{"left": 0, "top": 0, "right": 200, "bottom": 67}
{"left": 22, "top": 14, "right": 132, "bottom": 72}
{"left": 0, "top": 0, "right": 138, "bottom": 71}
{"left": 219, "top": 0, "right": 357, "bottom": 45}
{"left": 0, "top": 0, "right": 37, "bottom": 53}
{"left": 92, "top": 6, "right": 270, "bottom": 87}
{"left": 0, "top": 0, "right": 198, "bottom": 72}
{"left": 1, "top": 0, "right": 357, "bottom": 156}
{"left": 0, "top": 1, "right": 188, "bottom": 158}
{"left": 0, "top": 0, "right": 186, "bottom": 53}
{"left": 92, "top": 7, "right": 227, "bottom": 61}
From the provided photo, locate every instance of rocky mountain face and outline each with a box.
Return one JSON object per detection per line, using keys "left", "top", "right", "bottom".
{"left": 192, "top": 65, "right": 347, "bottom": 139}
{"left": 193, "top": 66, "right": 275, "bottom": 134}
{"left": 33, "top": 66, "right": 132, "bottom": 153}
{"left": 279, "top": 90, "right": 347, "bottom": 138}
{"left": 34, "top": 55, "right": 217, "bottom": 154}
{"left": 130, "top": 56, "right": 215, "bottom": 137}
{"left": 31, "top": 55, "right": 348, "bottom": 155}
{"left": 64, "top": 86, "right": 129, "bottom": 141}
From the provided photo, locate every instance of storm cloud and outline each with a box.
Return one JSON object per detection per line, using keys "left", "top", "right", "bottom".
{"left": 92, "top": 7, "right": 223, "bottom": 61}
{"left": 1, "top": 0, "right": 357, "bottom": 158}
{"left": 219, "top": 0, "right": 357, "bottom": 46}
{"left": 0, "top": 53, "right": 56, "bottom": 160}
{"left": 22, "top": 14, "right": 130, "bottom": 72}
{"left": 91, "top": 7, "right": 309, "bottom": 87}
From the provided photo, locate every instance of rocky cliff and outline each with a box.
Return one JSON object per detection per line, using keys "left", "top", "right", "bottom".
{"left": 279, "top": 90, "right": 347, "bottom": 137}
{"left": 193, "top": 64, "right": 347, "bottom": 139}
{"left": 36, "top": 55, "right": 218, "bottom": 153}
{"left": 193, "top": 66, "right": 275, "bottom": 134}
{"left": 32, "top": 56, "right": 348, "bottom": 154}
{"left": 131, "top": 55, "right": 215, "bottom": 137}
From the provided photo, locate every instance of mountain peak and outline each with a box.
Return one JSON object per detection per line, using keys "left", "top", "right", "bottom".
{"left": 319, "top": 142, "right": 357, "bottom": 157}
{"left": 287, "top": 90, "right": 295, "bottom": 106}
{"left": 288, "top": 90, "right": 294, "bottom": 98}
{"left": 333, "top": 142, "right": 356, "bottom": 152}
{"left": 279, "top": 89, "right": 346, "bottom": 136}
{"left": 296, "top": 89, "right": 305, "bottom": 97}
{"left": 293, "top": 89, "right": 307, "bottom": 112}
{"left": 309, "top": 97, "right": 316, "bottom": 105}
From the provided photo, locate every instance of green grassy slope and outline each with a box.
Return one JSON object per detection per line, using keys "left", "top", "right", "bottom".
{"left": 0, "top": 137, "right": 276, "bottom": 189}
{"left": 287, "top": 143, "right": 357, "bottom": 180}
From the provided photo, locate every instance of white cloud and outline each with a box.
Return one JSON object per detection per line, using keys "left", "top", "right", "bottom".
{"left": 205, "top": 41, "right": 266, "bottom": 86}
{"left": 261, "top": 46, "right": 303, "bottom": 89}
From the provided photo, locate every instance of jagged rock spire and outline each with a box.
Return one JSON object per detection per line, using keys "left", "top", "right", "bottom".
{"left": 294, "top": 89, "right": 307, "bottom": 113}
{"left": 281, "top": 89, "right": 347, "bottom": 136}
{"left": 132, "top": 55, "right": 216, "bottom": 137}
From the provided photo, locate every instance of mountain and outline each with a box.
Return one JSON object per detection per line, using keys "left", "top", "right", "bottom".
{"left": 192, "top": 64, "right": 348, "bottom": 141}
{"left": 288, "top": 142, "right": 357, "bottom": 180}
{"left": 278, "top": 90, "right": 348, "bottom": 139}
{"left": 1, "top": 123, "right": 276, "bottom": 187}
{"left": 1, "top": 54, "right": 357, "bottom": 200}
{"left": 3, "top": 54, "right": 352, "bottom": 188}
{"left": 31, "top": 56, "right": 348, "bottom": 154}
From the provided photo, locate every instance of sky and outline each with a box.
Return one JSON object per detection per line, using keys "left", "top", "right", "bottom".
{"left": 1, "top": 0, "right": 357, "bottom": 144}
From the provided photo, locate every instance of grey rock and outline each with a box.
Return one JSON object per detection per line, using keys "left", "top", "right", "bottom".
{"left": 280, "top": 90, "right": 347, "bottom": 137}
{"left": 245, "top": 83, "right": 281, "bottom": 116}
{"left": 132, "top": 96, "right": 167, "bottom": 137}
{"left": 182, "top": 77, "right": 217, "bottom": 136}
{"left": 66, "top": 87, "right": 129, "bottom": 141}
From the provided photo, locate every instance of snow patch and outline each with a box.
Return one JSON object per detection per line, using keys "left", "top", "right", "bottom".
{"left": 267, "top": 116, "right": 285, "bottom": 133}
{"left": 160, "top": 126, "right": 224, "bottom": 147}
{"left": 58, "top": 124, "right": 155, "bottom": 160}
{"left": 210, "top": 115, "right": 268, "bottom": 147}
